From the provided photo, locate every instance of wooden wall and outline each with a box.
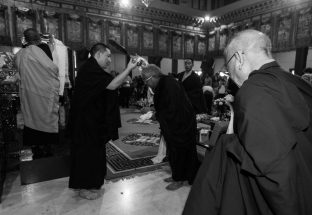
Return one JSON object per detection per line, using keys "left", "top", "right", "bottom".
{"left": 207, "top": 1, "right": 312, "bottom": 56}
{"left": 0, "top": 2, "right": 207, "bottom": 60}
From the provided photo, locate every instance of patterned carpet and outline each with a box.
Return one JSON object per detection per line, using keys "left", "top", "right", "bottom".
{"left": 122, "top": 133, "right": 160, "bottom": 147}
{"left": 106, "top": 109, "right": 167, "bottom": 180}
{"left": 106, "top": 141, "right": 163, "bottom": 172}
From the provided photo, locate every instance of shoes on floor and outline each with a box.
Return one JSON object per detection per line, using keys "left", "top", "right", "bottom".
{"left": 165, "top": 181, "right": 184, "bottom": 191}
{"left": 79, "top": 189, "right": 103, "bottom": 200}
{"left": 163, "top": 177, "right": 174, "bottom": 183}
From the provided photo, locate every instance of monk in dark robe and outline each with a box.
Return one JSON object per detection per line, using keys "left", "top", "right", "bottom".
{"left": 68, "top": 43, "right": 138, "bottom": 200}
{"left": 177, "top": 58, "right": 207, "bottom": 114}
{"left": 141, "top": 64, "right": 200, "bottom": 191}
{"left": 183, "top": 30, "right": 312, "bottom": 214}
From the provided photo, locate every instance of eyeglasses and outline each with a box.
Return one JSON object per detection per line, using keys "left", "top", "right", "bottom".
{"left": 225, "top": 52, "right": 237, "bottom": 68}
{"left": 143, "top": 76, "right": 153, "bottom": 83}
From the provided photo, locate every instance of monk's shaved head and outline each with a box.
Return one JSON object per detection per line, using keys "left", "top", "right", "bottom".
{"left": 141, "top": 64, "right": 163, "bottom": 79}
{"left": 224, "top": 29, "right": 275, "bottom": 87}
{"left": 225, "top": 29, "right": 272, "bottom": 58}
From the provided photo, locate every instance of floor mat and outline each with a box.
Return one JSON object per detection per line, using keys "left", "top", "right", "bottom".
{"left": 20, "top": 155, "right": 70, "bottom": 185}
{"left": 106, "top": 141, "right": 167, "bottom": 180}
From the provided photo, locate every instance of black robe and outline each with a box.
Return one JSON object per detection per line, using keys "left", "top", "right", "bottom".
{"left": 68, "top": 57, "right": 121, "bottom": 189}
{"left": 183, "top": 61, "right": 312, "bottom": 215}
{"left": 154, "top": 76, "right": 199, "bottom": 183}
{"left": 177, "top": 71, "right": 207, "bottom": 114}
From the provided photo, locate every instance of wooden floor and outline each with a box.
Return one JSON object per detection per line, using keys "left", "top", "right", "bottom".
{"left": 0, "top": 168, "right": 191, "bottom": 215}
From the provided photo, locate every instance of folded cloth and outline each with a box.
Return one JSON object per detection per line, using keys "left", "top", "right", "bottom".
{"left": 151, "top": 135, "right": 166, "bottom": 164}
{"left": 139, "top": 111, "right": 153, "bottom": 121}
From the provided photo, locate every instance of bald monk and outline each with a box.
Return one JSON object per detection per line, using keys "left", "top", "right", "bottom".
{"left": 141, "top": 64, "right": 200, "bottom": 191}
{"left": 183, "top": 29, "right": 312, "bottom": 215}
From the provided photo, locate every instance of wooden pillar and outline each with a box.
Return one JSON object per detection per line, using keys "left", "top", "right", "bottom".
{"left": 294, "top": 47, "right": 308, "bottom": 76}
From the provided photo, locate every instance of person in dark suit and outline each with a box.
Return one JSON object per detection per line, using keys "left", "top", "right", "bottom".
{"left": 177, "top": 58, "right": 207, "bottom": 114}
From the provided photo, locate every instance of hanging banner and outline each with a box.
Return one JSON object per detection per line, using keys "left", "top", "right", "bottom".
{"left": 126, "top": 23, "right": 139, "bottom": 51}
{"left": 296, "top": 7, "right": 312, "bottom": 47}
{"left": 172, "top": 31, "right": 182, "bottom": 59}
{"left": 142, "top": 25, "right": 154, "bottom": 55}
{"left": 108, "top": 20, "right": 122, "bottom": 45}
{"left": 87, "top": 17, "right": 102, "bottom": 47}
{"left": 184, "top": 33, "right": 195, "bottom": 58}
{"left": 208, "top": 31, "right": 216, "bottom": 52}
{"left": 15, "top": 7, "right": 35, "bottom": 46}
{"left": 219, "top": 26, "right": 228, "bottom": 51}
{"left": 0, "top": 8, "right": 6, "bottom": 36}
{"left": 276, "top": 11, "right": 292, "bottom": 51}
{"left": 66, "top": 14, "right": 82, "bottom": 43}
{"left": 197, "top": 34, "right": 206, "bottom": 58}
{"left": 143, "top": 26, "right": 153, "bottom": 50}
{"left": 158, "top": 28, "right": 169, "bottom": 57}
{"left": 43, "top": 11, "right": 61, "bottom": 39}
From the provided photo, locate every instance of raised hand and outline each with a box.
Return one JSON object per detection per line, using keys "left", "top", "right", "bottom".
{"left": 224, "top": 94, "right": 234, "bottom": 134}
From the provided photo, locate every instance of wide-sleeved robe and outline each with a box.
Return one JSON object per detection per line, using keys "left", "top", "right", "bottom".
{"left": 68, "top": 57, "right": 121, "bottom": 189}
{"left": 154, "top": 76, "right": 199, "bottom": 183}
{"left": 183, "top": 62, "right": 312, "bottom": 215}
{"left": 16, "top": 45, "right": 59, "bottom": 133}
{"left": 177, "top": 71, "right": 207, "bottom": 114}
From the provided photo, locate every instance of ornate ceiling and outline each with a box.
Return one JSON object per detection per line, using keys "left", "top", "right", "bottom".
{"left": 3, "top": 0, "right": 311, "bottom": 31}
{"left": 39, "top": 0, "right": 203, "bottom": 27}
{"left": 214, "top": 0, "right": 311, "bottom": 25}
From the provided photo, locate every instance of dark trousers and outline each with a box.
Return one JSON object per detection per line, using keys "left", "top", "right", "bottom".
{"left": 119, "top": 87, "right": 132, "bottom": 108}
{"left": 69, "top": 143, "right": 107, "bottom": 190}
{"left": 166, "top": 142, "right": 200, "bottom": 184}
{"left": 23, "top": 126, "right": 59, "bottom": 159}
